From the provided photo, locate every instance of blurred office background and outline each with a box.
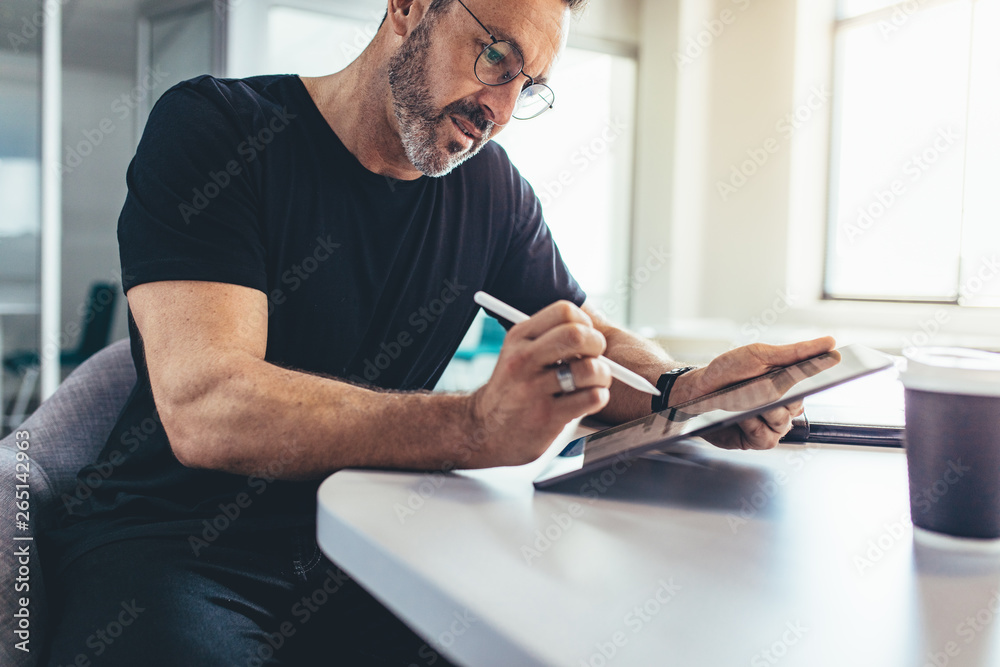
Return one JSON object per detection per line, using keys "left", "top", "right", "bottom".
{"left": 0, "top": 0, "right": 998, "bottom": 432}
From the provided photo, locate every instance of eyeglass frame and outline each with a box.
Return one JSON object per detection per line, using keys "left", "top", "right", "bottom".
{"left": 454, "top": 0, "right": 556, "bottom": 120}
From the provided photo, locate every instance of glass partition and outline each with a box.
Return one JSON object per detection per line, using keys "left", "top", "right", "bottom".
{"left": 0, "top": 0, "right": 42, "bottom": 434}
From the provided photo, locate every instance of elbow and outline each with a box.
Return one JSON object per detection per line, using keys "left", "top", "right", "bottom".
{"left": 160, "top": 400, "right": 221, "bottom": 471}
{"left": 153, "top": 363, "right": 236, "bottom": 472}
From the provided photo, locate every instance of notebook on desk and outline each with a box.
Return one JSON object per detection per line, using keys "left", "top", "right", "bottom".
{"left": 784, "top": 365, "right": 905, "bottom": 446}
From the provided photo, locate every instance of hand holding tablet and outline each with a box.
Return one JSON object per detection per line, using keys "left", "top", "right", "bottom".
{"left": 533, "top": 344, "right": 893, "bottom": 488}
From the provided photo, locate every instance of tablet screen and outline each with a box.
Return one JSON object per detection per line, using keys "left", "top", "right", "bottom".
{"left": 533, "top": 344, "right": 894, "bottom": 488}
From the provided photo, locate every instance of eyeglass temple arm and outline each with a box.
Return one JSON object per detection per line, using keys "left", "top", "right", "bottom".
{"left": 455, "top": 0, "right": 497, "bottom": 42}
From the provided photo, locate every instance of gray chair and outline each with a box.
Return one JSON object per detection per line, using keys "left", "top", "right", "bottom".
{"left": 0, "top": 339, "right": 135, "bottom": 666}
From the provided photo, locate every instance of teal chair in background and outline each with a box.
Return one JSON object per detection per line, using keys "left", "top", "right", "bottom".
{"left": 452, "top": 316, "right": 507, "bottom": 362}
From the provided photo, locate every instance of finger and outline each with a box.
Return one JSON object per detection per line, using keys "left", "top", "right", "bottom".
{"left": 507, "top": 300, "right": 592, "bottom": 341}
{"left": 758, "top": 406, "right": 793, "bottom": 433}
{"left": 735, "top": 416, "right": 782, "bottom": 450}
{"left": 786, "top": 400, "right": 805, "bottom": 418}
{"left": 700, "top": 426, "right": 745, "bottom": 450}
{"left": 527, "top": 322, "right": 607, "bottom": 369}
{"left": 749, "top": 336, "right": 837, "bottom": 369}
{"left": 551, "top": 386, "right": 610, "bottom": 421}
{"left": 543, "top": 357, "right": 612, "bottom": 396}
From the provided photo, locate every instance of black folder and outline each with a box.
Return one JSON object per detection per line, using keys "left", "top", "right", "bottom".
{"left": 784, "top": 366, "right": 905, "bottom": 447}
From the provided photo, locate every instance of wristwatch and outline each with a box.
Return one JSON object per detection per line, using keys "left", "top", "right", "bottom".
{"left": 652, "top": 366, "right": 698, "bottom": 414}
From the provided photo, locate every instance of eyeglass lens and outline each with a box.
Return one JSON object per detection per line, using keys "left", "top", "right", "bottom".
{"left": 514, "top": 84, "right": 554, "bottom": 120}
{"left": 475, "top": 43, "right": 553, "bottom": 119}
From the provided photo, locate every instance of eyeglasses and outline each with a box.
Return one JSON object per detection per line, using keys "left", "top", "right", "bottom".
{"left": 455, "top": 0, "right": 555, "bottom": 120}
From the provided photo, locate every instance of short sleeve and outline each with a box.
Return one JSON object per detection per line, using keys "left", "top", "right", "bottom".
{"left": 487, "top": 158, "right": 586, "bottom": 322}
{"left": 117, "top": 78, "right": 267, "bottom": 295}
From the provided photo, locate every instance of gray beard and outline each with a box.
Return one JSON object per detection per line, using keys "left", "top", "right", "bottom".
{"left": 387, "top": 17, "right": 494, "bottom": 177}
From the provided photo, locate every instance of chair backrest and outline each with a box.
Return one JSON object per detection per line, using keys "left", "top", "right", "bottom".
{"left": 73, "top": 283, "right": 118, "bottom": 361}
{"left": 0, "top": 338, "right": 135, "bottom": 515}
{"left": 0, "top": 338, "right": 134, "bottom": 667}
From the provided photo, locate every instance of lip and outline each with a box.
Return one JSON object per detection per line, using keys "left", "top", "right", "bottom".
{"left": 450, "top": 115, "right": 481, "bottom": 141}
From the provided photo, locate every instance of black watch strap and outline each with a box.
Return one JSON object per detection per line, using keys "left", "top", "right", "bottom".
{"left": 652, "top": 366, "right": 698, "bottom": 414}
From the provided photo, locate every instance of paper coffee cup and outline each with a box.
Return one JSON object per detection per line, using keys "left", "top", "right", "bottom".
{"left": 900, "top": 347, "right": 1000, "bottom": 544}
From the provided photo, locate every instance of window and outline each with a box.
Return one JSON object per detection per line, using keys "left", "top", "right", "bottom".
{"left": 267, "top": 7, "right": 383, "bottom": 77}
{"left": 825, "top": 0, "right": 1000, "bottom": 307}
{"left": 493, "top": 48, "right": 636, "bottom": 323}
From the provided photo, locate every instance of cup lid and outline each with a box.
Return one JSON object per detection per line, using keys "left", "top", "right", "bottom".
{"left": 901, "top": 347, "right": 1000, "bottom": 397}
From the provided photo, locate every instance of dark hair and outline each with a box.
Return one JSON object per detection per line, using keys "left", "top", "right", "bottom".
{"left": 380, "top": 0, "right": 588, "bottom": 29}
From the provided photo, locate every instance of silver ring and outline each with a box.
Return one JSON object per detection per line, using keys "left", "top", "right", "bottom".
{"left": 555, "top": 364, "right": 576, "bottom": 394}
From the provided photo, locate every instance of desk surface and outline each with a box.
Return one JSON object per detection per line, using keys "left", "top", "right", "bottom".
{"left": 317, "top": 425, "right": 1000, "bottom": 667}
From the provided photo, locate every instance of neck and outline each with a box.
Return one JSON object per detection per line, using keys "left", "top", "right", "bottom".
{"left": 301, "top": 34, "right": 424, "bottom": 181}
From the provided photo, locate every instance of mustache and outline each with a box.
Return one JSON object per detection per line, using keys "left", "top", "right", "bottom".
{"left": 442, "top": 99, "right": 493, "bottom": 135}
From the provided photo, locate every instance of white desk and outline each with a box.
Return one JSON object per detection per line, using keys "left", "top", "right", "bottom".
{"left": 0, "top": 283, "right": 40, "bottom": 428}
{"left": 317, "top": 424, "right": 1000, "bottom": 667}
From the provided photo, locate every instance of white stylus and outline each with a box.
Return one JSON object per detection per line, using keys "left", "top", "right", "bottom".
{"left": 473, "top": 291, "right": 661, "bottom": 397}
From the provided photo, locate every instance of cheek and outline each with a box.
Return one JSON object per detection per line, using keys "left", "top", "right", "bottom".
{"left": 425, "top": 43, "right": 484, "bottom": 107}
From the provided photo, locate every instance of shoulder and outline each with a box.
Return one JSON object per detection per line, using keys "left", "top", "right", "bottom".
{"left": 146, "top": 74, "right": 300, "bottom": 138}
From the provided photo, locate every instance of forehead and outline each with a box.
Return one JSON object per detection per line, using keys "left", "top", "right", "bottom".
{"left": 452, "top": 0, "right": 570, "bottom": 77}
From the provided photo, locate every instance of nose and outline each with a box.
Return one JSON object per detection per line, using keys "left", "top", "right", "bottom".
{"left": 477, "top": 80, "right": 522, "bottom": 127}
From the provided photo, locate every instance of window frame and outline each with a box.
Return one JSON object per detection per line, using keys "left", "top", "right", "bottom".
{"left": 781, "top": 0, "right": 1000, "bottom": 347}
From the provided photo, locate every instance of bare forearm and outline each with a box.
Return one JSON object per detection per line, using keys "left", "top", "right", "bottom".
{"left": 594, "top": 329, "right": 706, "bottom": 424}
{"left": 163, "top": 352, "right": 483, "bottom": 480}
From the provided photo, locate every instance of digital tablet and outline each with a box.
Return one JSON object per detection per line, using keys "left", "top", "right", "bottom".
{"left": 533, "top": 344, "right": 894, "bottom": 489}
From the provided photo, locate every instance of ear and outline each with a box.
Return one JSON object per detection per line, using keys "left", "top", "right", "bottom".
{"left": 386, "top": 0, "right": 430, "bottom": 38}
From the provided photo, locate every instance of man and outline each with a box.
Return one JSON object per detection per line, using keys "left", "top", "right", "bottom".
{"left": 42, "top": 0, "right": 833, "bottom": 664}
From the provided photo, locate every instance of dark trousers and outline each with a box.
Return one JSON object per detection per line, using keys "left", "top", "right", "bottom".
{"left": 42, "top": 525, "right": 454, "bottom": 666}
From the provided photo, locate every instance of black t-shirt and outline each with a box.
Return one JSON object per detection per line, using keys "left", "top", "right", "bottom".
{"left": 45, "top": 74, "right": 585, "bottom": 571}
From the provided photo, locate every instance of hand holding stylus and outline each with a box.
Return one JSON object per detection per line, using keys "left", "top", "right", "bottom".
{"left": 462, "top": 295, "right": 615, "bottom": 468}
